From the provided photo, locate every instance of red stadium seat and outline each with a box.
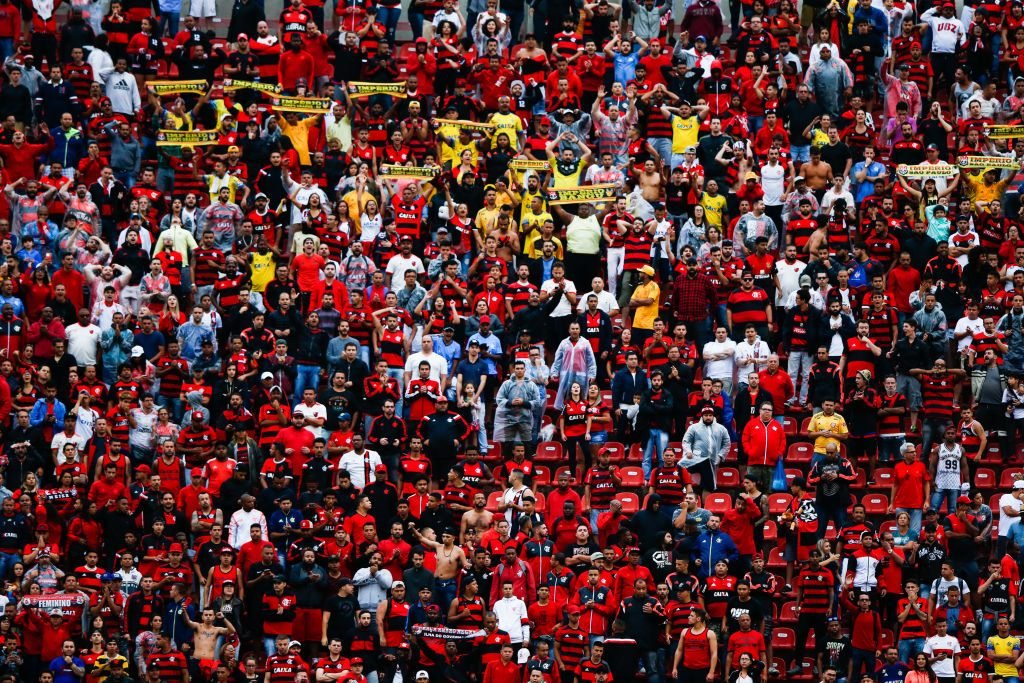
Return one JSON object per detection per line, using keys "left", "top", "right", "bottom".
{"left": 767, "top": 546, "right": 787, "bottom": 569}
{"left": 768, "top": 493, "right": 793, "bottom": 515}
{"left": 717, "top": 467, "right": 741, "bottom": 490}
{"left": 534, "top": 492, "right": 546, "bottom": 513}
{"left": 627, "top": 443, "right": 643, "bottom": 463}
{"left": 772, "top": 628, "right": 796, "bottom": 651}
{"left": 999, "top": 468, "right": 1024, "bottom": 488}
{"left": 486, "top": 491, "right": 503, "bottom": 512}
{"left": 535, "top": 442, "right": 563, "bottom": 464}
{"left": 762, "top": 520, "right": 778, "bottom": 542}
{"left": 778, "top": 602, "right": 799, "bottom": 625}
{"left": 872, "top": 468, "right": 895, "bottom": 490}
{"left": 704, "top": 493, "right": 732, "bottom": 515}
{"left": 533, "top": 466, "right": 552, "bottom": 487}
{"left": 861, "top": 494, "right": 889, "bottom": 516}
{"left": 782, "top": 416, "right": 798, "bottom": 437}
{"left": 617, "top": 466, "right": 645, "bottom": 489}
{"left": 975, "top": 468, "right": 996, "bottom": 491}
{"left": 787, "top": 442, "right": 814, "bottom": 465}
{"left": 615, "top": 492, "right": 640, "bottom": 513}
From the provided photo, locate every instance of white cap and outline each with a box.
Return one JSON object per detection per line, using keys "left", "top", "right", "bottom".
{"left": 416, "top": 672, "right": 430, "bottom": 680}
{"left": 517, "top": 648, "right": 531, "bottom": 664}
{"left": 261, "top": 371, "right": 273, "bottom": 381}
{"left": 130, "top": 346, "right": 144, "bottom": 358}
{"left": 1013, "top": 480, "right": 1024, "bottom": 490}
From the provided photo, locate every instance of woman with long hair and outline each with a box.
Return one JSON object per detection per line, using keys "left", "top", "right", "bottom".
{"left": 158, "top": 295, "right": 186, "bottom": 339}
{"left": 671, "top": 607, "right": 718, "bottom": 683}
{"left": 905, "top": 652, "right": 937, "bottom": 683}
{"left": 19, "top": 267, "right": 51, "bottom": 323}
{"left": 584, "top": 383, "right": 612, "bottom": 463}
{"left": 560, "top": 381, "right": 590, "bottom": 481}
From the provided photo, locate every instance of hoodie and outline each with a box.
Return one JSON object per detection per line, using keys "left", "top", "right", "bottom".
{"left": 628, "top": 493, "right": 673, "bottom": 551}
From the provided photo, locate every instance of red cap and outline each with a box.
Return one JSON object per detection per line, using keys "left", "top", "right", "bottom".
{"left": 136, "top": 464, "right": 151, "bottom": 474}
{"left": 910, "top": 41, "right": 922, "bottom": 49}
{"left": 169, "top": 543, "right": 184, "bottom": 553}
{"left": 236, "top": 32, "right": 249, "bottom": 40}
{"left": 957, "top": 495, "right": 971, "bottom": 505}
{"left": 568, "top": 606, "right": 582, "bottom": 616}
{"left": 752, "top": 551, "right": 764, "bottom": 561}
{"left": 374, "top": 464, "right": 388, "bottom": 473}
{"left": 299, "top": 520, "right": 314, "bottom": 530}
{"left": 710, "top": 60, "right": 723, "bottom": 71}
{"left": 190, "top": 467, "right": 203, "bottom": 476}
{"left": 191, "top": 410, "right": 204, "bottom": 421}
{"left": 626, "top": 546, "right": 641, "bottom": 554}
{"left": 351, "top": 657, "right": 364, "bottom": 665}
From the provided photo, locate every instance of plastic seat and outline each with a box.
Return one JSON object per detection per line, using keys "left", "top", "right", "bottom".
{"left": 762, "top": 519, "right": 778, "bottom": 542}
{"left": 772, "top": 628, "right": 796, "bottom": 651}
{"left": 485, "top": 491, "right": 503, "bottom": 512}
{"left": 787, "top": 442, "right": 814, "bottom": 465}
{"left": 861, "top": 493, "right": 889, "bottom": 516}
{"left": 533, "top": 465, "right": 551, "bottom": 487}
{"left": 535, "top": 442, "right": 564, "bottom": 464}
{"left": 778, "top": 601, "right": 799, "bottom": 625}
{"left": 975, "top": 468, "right": 996, "bottom": 490}
{"left": 533, "top": 492, "right": 546, "bottom": 512}
{"left": 627, "top": 443, "right": 644, "bottom": 463}
{"left": 615, "top": 491, "right": 640, "bottom": 513}
{"left": 617, "top": 466, "right": 645, "bottom": 489}
{"left": 717, "top": 467, "right": 741, "bottom": 490}
{"left": 767, "top": 546, "right": 787, "bottom": 569}
{"left": 704, "top": 493, "right": 732, "bottom": 515}
{"left": 872, "top": 468, "right": 895, "bottom": 490}
{"left": 782, "top": 416, "right": 798, "bottom": 437}
{"left": 999, "top": 468, "right": 1024, "bottom": 488}
{"left": 768, "top": 493, "right": 793, "bottom": 515}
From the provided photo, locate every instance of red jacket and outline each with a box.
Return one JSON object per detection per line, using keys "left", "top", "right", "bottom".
{"left": 741, "top": 417, "right": 787, "bottom": 467}
{"left": 721, "top": 503, "right": 763, "bottom": 555}
{"left": 0, "top": 140, "right": 52, "bottom": 183}
{"left": 483, "top": 659, "right": 521, "bottom": 683}
{"left": 490, "top": 558, "right": 537, "bottom": 606}
{"left": 405, "top": 48, "right": 437, "bottom": 96}
{"left": 278, "top": 49, "right": 315, "bottom": 92}
{"left": 757, "top": 369, "right": 795, "bottom": 413}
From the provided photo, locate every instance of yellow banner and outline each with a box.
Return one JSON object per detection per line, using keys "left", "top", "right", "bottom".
{"left": 508, "top": 159, "right": 550, "bottom": 171}
{"left": 448, "top": 119, "right": 495, "bottom": 133}
{"left": 957, "top": 155, "right": 1020, "bottom": 170}
{"left": 271, "top": 96, "right": 332, "bottom": 114}
{"left": 984, "top": 125, "right": 1024, "bottom": 139}
{"left": 222, "top": 78, "right": 282, "bottom": 94}
{"left": 379, "top": 164, "right": 439, "bottom": 179}
{"left": 895, "top": 162, "right": 959, "bottom": 178}
{"left": 348, "top": 81, "right": 408, "bottom": 99}
{"left": 149, "top": 80, "right": 208, "bottom": 95}
{"left": 546, "top": 184, "right": 619, "bottom": 205}
{"left": 156, "top": 130, "right": 220, "bottom": 146}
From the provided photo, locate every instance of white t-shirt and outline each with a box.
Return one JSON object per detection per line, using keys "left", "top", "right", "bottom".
{"left": 998, "top": 492, "right": 1024, "bottom": 536}
{"left": 924, "top": 634, "right": 961, "bottom": 677}
{"left": 297, "top": 401, "right": 328, "bottom": 437}
{"left": 920, "top": 10, "right": 964, "bottom": 53}
{"left": 541, "top": 278, "right": 578, "bottom": 317}
{"left": 954, "top": 316, "right": 985, "bottom": 352}
{"left": 66, "top": 323, "right": 101, "bottom": 366}
{"left": 702, "top": 339, "right": 736, "bottom": 381}
{"left": 575, "top": 290, "right": 618, "bottom": 314}
{"left": 129, "top": 408, "right": 159, "bottom": 450}
{"left": 405, "top": 350, "right": 448, "bottom": 384}
{"left": 385, "top": 254, "right": 426, "bottom": 291}
{"left": 775, "top": 258, "right": 807, "bottom": 306}
{"left": 760, "top": 163, "right": 786, "bottom": 206}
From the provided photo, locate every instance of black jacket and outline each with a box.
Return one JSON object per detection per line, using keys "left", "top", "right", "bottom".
{"left": 637, "top": 387, "right": 674, "bottom": 432}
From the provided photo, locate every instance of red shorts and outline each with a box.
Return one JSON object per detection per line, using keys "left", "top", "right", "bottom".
{"left": 294, "top": 607, "right": 323, "bottom": 642}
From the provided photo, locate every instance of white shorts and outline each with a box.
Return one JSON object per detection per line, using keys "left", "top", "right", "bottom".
{"left": 189, "top": 0, "right": 215, "bottom": 17}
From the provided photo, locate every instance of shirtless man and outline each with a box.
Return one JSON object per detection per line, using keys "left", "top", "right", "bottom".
{"left": 637, "top": 159, "right": 665, "bottom": 202}
{"left": 413, "top": 526, "right": 467, "bottom": 612}
{"left": 184, "top": 607, "right": 236, "bottom": 677}
{"left": 798, "top": 146, "right": 833, "bottom": 193}
{"left": 460, "top": 492, "right": 494, "bottom": 544}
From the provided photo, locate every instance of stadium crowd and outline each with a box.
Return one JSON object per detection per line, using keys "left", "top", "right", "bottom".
{"left": 2, "top": 0, "right": 1024, "bottom": 681}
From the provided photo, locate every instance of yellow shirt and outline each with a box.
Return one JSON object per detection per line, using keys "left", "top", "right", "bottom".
{"left": 807, "top": 411, "right": 849, "bottom": 454}
{"left": 278, "top": 115, "right": 318, "bottom": 165}
{"left": 524, "top": 232, "right": 563, "bottom": 259}
{"left": 489, "top": 112, "right": 523, "bottom": 144}
{"left": 966, "top": 172, "right": 1012, "bottom": 206}
{"left": 701, "top": 193, "right": 728, "bottom": 229}
{"left": 670, "top": 114, "right": 700, "bottom": 154}
{"left": 519, "top": 189, "right": 548, "bottom": 226}
{"left": 520, "top": 210, "right": 553, "bottom": 235}
{"left": 631, "top": 281, "right": 661, "bottom": 331}
{"left": 550, "top": 158, "right": 584, "bottom": 189}
{"left": 988, "top": 635, "right": 1020, "bottom": 677}
{"left": 249, "top": 250, "right": 276, "bottom": 293}
{"left": 205, "top": 173, "right": 246, "bottom": 204}
{"left": 475, "top": 205, "right": 501, "bottom": 235}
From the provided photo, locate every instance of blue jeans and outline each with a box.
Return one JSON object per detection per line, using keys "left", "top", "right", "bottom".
{"left": 791, "top": 145, "right": 810, "bottom": 164}
{"left": 159, "top": 10, "right": 180, "bottom": 36}
{"left": 850, "top": 647, "right": 875, "bottom": 679}
{"left": 647, "top": 137, "right": 672, "bottom": 167}
{"left": 408, "top": 8, "right": 425, "bottom": 38}
{"left": 263, "top": 638, "right": 277, "bottom": 657}
{"left": 376, "top": 5, "right": 400, "bottom": 44}
{"left": 898, "top": 637, "right": 924, "bottom": 664}
{"left": 747, "top": 116, "right": 764, "bottom": 133}
{"left": 157, "top": 395, "right": 184, "bottom": 423}
{"left": 643, "top": 429, "right": 669, "bottom": 479}
{"left": 930, "top": 488, "right": 958, "bottom": 515}
{"left": 387, "top": 368, "right": 404, "bottom": 415}
{"left": 0, "top": 38, "right": 13, "bottom": 62}
{"left": 896, "top": 508, "right": 922, "bottom": 536}
{"left": 293, "top": 364, "right": 321, "bottom": 404}
{"left": 0, "top": 552, "right": 20, "bottom": 581}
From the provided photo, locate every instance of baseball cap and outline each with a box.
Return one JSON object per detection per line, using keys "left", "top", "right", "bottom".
{"left": 227, "top": 145, "right": 240, "bottom": 153}
{"left": 299, "top": 520, "right": 314, "bottom": 530}
{"left": 255, "top": 192, "right": 268, "bottom": 200}
{"left": 957, "top": 495, "right": 971, "bottom": 505}
{"left": 136, "top": 464, "right": 151, "bottom": 474}
{"left": 375, "top": 464, "right": 388, "bottom": 473}
{"left": 131, "top": 346, "right": 144, "bottom": 358}
{"left": 351, "top": 657, "right": 364, "bottom": 665}
{"left": 638, "top": 265, "right": 655, "bottom": 276}
{"left": 191, "top": 411, "right": 203, "bottom": 421}
{"left": 1013, "top": 480, "right": 1024, "bottom": 490}
{"left": 416, "top": 673, "right": 430, "bottom": 680}
{"left": 261, "top": 371, "right": 274, "bottom": 381}
{"left": 101, "top": 573, "right": 116, "bottom": 582}
{"left": 273, "top": 574, "right": 287, "bottom": 582}
{"left": 236, "top": 32, "right": 248, "bottom": 40}
{"left": 568, "top": 605, "right": 582, "bottom": 615}
{"left": 190, "top": 467, "right": 203, "bottom": 476}
{"left": 169, "top": 543, "right": 184, "bottom": 553}
{"left": 701, "top": 406, "right": 716, "bottom": 415}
